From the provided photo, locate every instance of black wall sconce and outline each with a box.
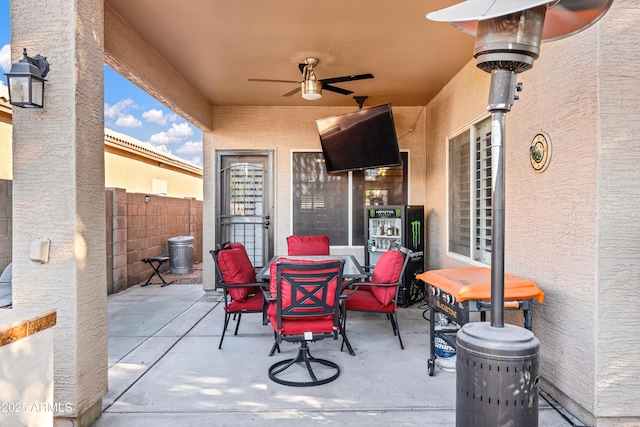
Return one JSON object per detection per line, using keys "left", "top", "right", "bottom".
{"left": 4, "top": 48, "right": 50, "bottom": 108}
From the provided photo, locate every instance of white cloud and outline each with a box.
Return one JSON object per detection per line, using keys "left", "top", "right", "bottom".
{"left": 104, "top": 98, "right": 135, "bottom": 119}
{"left": 148, "top": 122, "right": 194, "bottom": 145}
{"left": 154, "top": 144, "right": 172, "bottom": 155}
{"left": 175, "top": 141, "right": 202, "bottom": 154}
{"left": 142, "top": 108, "right": 166, "bottom": 125}
{"left": 0, "top": 44, "right": 10, "bottom": 73}
{"left": 189, "top": 156, "right": 202, "bottom": 166}
{"left": 115, "top": 114, "right": 142, "bottom": 128}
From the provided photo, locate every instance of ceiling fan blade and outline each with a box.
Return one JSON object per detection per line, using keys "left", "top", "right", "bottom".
{"left": 282, "top": 86, "right": 301, "bottom": 97}
{"left": 320, "top": 73, "right": 374, "bottom": 85}
{"left": 322, "top": 84, "right": 353, "bottom": 96}
{"left": 248, "top": 78, "right": 300, "bottom": 84}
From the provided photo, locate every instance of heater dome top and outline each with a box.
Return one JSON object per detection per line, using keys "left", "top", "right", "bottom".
{"left": 427, "top": 0, "right": 614, "bottom": 43}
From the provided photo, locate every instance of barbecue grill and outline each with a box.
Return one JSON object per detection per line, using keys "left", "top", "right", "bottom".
{"left": 416, "top": 268, "right": 544, "bottom": 376}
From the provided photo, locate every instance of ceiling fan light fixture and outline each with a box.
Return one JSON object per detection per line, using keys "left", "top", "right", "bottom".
{"left": 301, "top": 79, "right": 322, "bottom": 100}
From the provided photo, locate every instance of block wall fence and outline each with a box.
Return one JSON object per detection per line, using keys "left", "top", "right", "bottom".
{"left": 0, "top": 180, "right": 11, "bottom": 276}
{"left": 0, "top": 184, "right": 203, "bottom": 294}
{"left": 105, "top": 188, "right": 203, "bottom": 294}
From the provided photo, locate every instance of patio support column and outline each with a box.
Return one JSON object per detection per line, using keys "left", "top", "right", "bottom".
{"left": 202, "top": 130, "right": 216, "bottom": 293}
{"left": 10, "top": 0, "right": 107, "bottom": 425}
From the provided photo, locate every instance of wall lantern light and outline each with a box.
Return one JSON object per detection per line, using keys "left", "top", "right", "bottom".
{"left": 4, "top": 48, "right": 50, "bottom": 108}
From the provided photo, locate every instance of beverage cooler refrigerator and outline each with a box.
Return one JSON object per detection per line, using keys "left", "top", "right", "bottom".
{"left": 364, "top": 205, "right": 425, "bottom": 306}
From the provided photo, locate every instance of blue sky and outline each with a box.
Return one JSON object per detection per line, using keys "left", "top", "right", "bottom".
{"left": 0, "top": 0, "right": 203, "bottom": 166}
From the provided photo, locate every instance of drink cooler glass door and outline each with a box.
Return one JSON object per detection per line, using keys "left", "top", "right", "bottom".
{"left": 364, "top": 205, "right": 425, "bottom": 306}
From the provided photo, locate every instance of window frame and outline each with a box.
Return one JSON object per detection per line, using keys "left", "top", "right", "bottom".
{"left": 446, "top": 114, "right": 493, "bottom": 265}
{"left": 290, "top": 149, "right": 409, "bottom": 248}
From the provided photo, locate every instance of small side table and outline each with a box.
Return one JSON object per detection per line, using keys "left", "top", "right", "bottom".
{"left": 141, "top": 257, "right": 174, "bottom": 287}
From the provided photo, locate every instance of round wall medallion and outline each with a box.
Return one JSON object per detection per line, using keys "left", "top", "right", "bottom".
{"left": 530, "top": 132, "right": 551, "bottom": 173}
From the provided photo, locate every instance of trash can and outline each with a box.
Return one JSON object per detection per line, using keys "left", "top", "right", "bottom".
{"left": 168, "top": 236, "right": 194, "bottom": 274}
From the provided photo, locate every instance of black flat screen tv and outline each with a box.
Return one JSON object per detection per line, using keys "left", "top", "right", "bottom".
{"left": 316, "top": 103, "right": 401, "bottom": 174}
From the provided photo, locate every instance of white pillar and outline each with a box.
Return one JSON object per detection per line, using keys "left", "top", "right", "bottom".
{"left": 202, "top": 130, "right": 216, "bottom": 293}
{"left": 10, "top": 0, "right": 107, "bottom": 425}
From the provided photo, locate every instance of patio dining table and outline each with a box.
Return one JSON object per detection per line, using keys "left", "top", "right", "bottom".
{"left": 256, "top": 255, "right": 367, "bottom": 282}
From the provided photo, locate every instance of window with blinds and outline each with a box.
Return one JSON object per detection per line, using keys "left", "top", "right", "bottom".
{"left": 448, "top": 117, "right": 492, "bottom": 264}
{"left": 292, "top": 152, "right": 407, "bottom": 246}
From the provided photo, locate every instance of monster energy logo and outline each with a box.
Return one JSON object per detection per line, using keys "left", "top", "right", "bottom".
{"left": 411, "top": 220, "right": 421, "bottom": 248}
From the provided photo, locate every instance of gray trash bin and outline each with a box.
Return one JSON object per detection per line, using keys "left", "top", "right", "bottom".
{"left": 168, "top": 236, "right": 194, "bottom": 274}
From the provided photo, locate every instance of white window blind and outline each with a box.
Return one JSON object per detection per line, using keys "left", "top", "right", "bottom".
{"left": 448, "top": 117, "right": 492, "bottom": 264}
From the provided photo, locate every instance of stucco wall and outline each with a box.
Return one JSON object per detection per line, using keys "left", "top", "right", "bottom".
{"left": 595, "top": 0, "right": 640, "bottom": 422}
{"left": 10, "top": 0, "right": 107, "bottom": 423}
{"left": 424, "top": 1, "right": 639, "bottom": 425}
{"left": 104, "top": 149, "right": 203, "bottom": 200}
{"left": 202, "top": 105, "right": 426, "bottom": 291}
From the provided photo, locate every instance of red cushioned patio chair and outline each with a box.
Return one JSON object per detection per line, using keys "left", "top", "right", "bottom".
{"left": 342, "top": 246, "right": 411, "bottom": 349}
{"left": 210, "top": 242, "right": 266, "bottom": 349}
{"left": 266, "top": 258, "right": 347, "bottom": 386}
{"left": 286, "top": 235, "right": 330, "bottom": 256}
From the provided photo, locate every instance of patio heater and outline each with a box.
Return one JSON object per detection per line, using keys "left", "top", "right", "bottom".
{"left": 426, "top": 1, "right": 613, "bottom": 426}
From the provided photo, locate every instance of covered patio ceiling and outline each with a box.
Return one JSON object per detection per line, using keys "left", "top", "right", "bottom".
{"left": 104, "top": 0, "right": 475, "bottom": 108}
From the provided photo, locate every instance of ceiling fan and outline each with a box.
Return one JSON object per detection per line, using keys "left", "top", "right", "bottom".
{"left": 248, "top": 57, "right": 374, "bottom": 100}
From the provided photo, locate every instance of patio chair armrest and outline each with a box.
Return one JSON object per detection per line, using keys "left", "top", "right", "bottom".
{"left": 222, "top": 282, "right": 263, "bottom": 289}
{"left": 340, "top": 278, "right": 362, "bottom": 297}
{"left": 365, "top": 281, "right": 400, "bottom": 288}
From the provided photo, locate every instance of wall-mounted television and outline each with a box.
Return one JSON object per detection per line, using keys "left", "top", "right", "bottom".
{"left": 316, "top": 103, "right": 401, "bottom": 174}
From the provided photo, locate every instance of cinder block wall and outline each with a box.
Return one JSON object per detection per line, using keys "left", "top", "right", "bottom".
{"left": 0, "top": 179, "right": 11, "bottom": 275}
{"left": 105, "top": 188, "right": 203, "bottom": 294}
{"left": 1, "top": 185, "right": 203, "bottom": 294}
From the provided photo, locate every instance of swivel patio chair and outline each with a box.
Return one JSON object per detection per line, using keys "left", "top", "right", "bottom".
{"left": 342, "top": 246, "right": 411, "bottom": 349}
{"left": 266, "top": 258, "right": 346, "bottom": 386}
{"left": 210, "top": 242, "right": 266, "bottom": 349}
{"left": 286, "top": 235, "right": 330, "bottom": 256}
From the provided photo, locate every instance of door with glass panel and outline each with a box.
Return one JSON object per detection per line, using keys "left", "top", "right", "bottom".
{"left": 216, "top": 151, "right": 274, "bottom": 270}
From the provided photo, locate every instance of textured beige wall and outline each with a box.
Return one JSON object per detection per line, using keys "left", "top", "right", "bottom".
{"left": 594, "top": 0, "right": 640, "bottom": 422}
{"left": 424, "top": 1, "right": 639, "bottom": 424}
{"left": 10, "top": 0, "right": 107, "bottom": 424}
{"left": 104, "top": 151, "right": 203, "bottom": 200}
{"left": 425, "top": 61, "right": 491, "bottom": 270}
{"left": 202, "top": 106, "right": 426, "bottom": 290}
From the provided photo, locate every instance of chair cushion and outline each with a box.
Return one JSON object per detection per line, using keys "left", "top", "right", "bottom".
{"left": 369, "top": 250, "right": 404, "bottom": 306}
{"left": 217, "top": 244, "right": 258, "bottom": 301}
{"left": 344, "top": 288, "right": 396, "bottom": 312}
{"left": 267, "top": 314, "right": 335, "bottom": 335}
{"left": 227, "top": 291, "right": 264, "bottom": 313}
{"left": 286, "top": 235, "right": 330, "bottom": 256}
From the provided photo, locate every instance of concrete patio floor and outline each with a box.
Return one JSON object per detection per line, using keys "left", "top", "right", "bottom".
{"left": 92, "top": 283, "right": 576, "bottom": 426}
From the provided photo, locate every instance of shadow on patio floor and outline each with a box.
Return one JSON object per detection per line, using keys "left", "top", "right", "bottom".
{"left": 93, "top": 283, "right": 575, "bottom": 427}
